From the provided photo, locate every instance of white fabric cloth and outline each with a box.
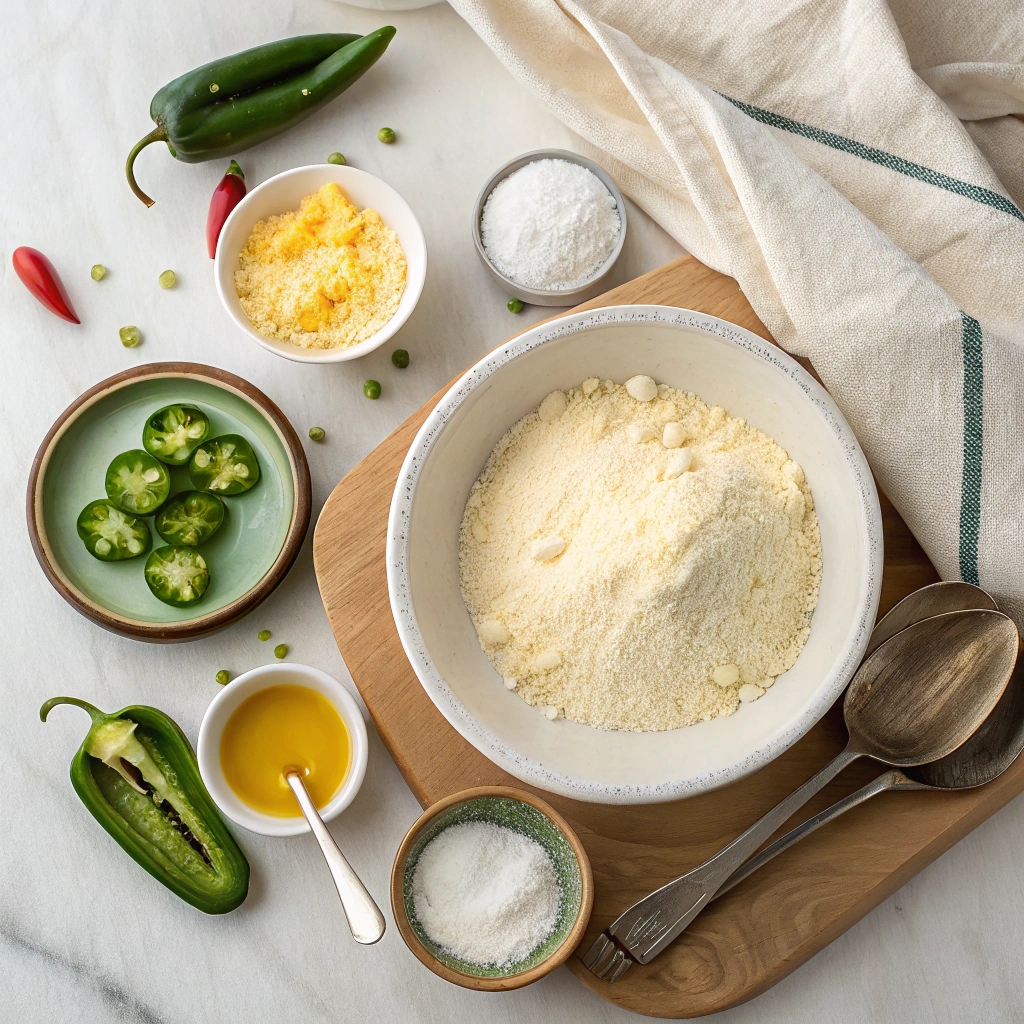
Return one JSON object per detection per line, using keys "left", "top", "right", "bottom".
{"left": 449, "top": 0, "right": 1024, "bottom": 624}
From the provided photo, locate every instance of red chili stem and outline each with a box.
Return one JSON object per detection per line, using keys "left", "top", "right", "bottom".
{"left": 12, "top": 247, "right": 80, "bottom": 324}
{"left": 206, "top": 160, "right": 247, "bottom": 259}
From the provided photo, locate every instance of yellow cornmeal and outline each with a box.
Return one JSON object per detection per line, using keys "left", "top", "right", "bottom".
{"left": 234, "top": 183, "right": 407, "bottom": 351}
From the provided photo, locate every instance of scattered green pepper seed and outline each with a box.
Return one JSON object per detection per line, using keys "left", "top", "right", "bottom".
{"left": 391, "top": 348, "right": 410, "bottom": 369}
{"left": 258, "top": 629, "right": 271, "bottom": 641}
{"left": 119, "top": 326, "right": 142, "bottom": 348}
{"left": 91, "top": 264, "right": 106, "bottom": 281}
{"left": 363, "top": 379, "right": 381, "bottom": 400}
{"left": 327, "top": 152, "right": 346, "bottom": 165}
{"left": 507, "top": 298, "right": 524, "bottom": 314}
{"left": 274, "top": 644, "right": 288, "bottom": 660}
{"left": 308, "top": 426, "right": 326, "bottom": 442}
{"left": 377, "top": 127, "right": 396, "bottom": 144}
{"left": 215, "top": 670, "right": 230, "bottom": 685}
{"left": 159, "top": 270, "right": 177, "bottom": 289}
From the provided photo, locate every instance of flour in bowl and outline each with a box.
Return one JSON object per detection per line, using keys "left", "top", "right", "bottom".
{"left": 458, "top": 377, "right": 822, "bottom": 732}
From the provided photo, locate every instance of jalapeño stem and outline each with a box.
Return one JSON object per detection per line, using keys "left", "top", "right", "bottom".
{"left": 125, "top": 127, "right": 169, "bottom": 207}
{"left": 40, "top": 696, "right": 107, "bottom": 724}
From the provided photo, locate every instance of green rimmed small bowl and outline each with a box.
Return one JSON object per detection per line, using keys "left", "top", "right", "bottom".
{"left": 27, "top": 363, "right": 310, "bottom": 642}
{"left": 390, "top": 786, "right": 593, "bottom": 991}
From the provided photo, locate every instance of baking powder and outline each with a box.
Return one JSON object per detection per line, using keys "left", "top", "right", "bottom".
{"left": 480, "top": 159, "right": 621, "bottom": 290}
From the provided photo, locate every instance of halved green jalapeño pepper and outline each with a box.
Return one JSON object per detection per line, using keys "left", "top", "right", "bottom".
{"left": 40, "top": 697, "right": 249, "bottom": 914}
{"left": 126, "top": 28, "right": 396, "bottom": 206}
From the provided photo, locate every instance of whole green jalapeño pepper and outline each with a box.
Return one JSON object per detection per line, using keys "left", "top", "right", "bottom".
{"left": 41, "top": 697, "right": 249, "bottom": 914}
{"left": 126, "top": 28, "right": 396, "bottom": 206}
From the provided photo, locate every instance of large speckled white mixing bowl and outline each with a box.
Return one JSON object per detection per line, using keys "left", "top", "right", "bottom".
{"left": 387, "top": 306, "right": 882, "bottom": 804}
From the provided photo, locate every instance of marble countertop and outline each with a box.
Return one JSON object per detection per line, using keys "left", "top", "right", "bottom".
{"left": 3, "top": 1, "right": 1021, "bottom": 1021}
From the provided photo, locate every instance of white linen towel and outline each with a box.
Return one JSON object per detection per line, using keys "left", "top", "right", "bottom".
{"left": 450, "top": 0, "right": 1024, "bottom": 624}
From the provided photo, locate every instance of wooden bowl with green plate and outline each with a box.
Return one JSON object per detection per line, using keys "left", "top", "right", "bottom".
{"left": 27, "top": 363, "right": 310, "bottom": 642}
{"left": 390, "top": 786, "right": 593, "bottom": 991}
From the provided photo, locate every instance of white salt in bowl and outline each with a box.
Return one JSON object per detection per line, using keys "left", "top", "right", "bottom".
{"left": 215, "top": 164, "right": 427, "bottom": 364}
{"left": 390, "top": 786, "right": 593, "bottom": 990}
{"left": 471, "top": 150, "right": 627, "bottom": 307}
{"left": 386, "top": 305, "right": 883, "bottom": 805}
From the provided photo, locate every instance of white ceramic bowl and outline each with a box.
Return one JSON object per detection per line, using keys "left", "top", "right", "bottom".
{"left": 214, "top": 164, "right": 427, "bottom": 364}
{"left": 387, "top": 305, "right": 883, "bottom": 804}
{"left": 197, "top": 663, "right": 369, "bottom": 836}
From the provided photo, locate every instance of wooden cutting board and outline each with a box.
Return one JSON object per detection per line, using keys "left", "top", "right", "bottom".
{"left": 312, "top": 256, "right": 1024, "bottom": 1017}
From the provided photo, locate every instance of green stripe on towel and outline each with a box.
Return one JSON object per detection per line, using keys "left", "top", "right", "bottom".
{"left": 959, "top": 313, "right": 983, "bottom": 586}
{"left": 720, "top": 94, "right": 1024, "bottom": 223}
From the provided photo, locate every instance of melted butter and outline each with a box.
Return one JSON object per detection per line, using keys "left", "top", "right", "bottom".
{"left": 220, "top": 684, "right": 349, "bottom": 817}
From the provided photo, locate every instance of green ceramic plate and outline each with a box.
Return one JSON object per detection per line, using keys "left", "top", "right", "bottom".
{"left": 29, "top": 365, "right": 310, "bottom": 641}
{"left": 400, "top": 795, "right": 585, "bottom": 978}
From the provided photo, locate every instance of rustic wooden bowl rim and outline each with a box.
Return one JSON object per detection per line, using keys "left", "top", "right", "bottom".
{"left": 389, "top": 785, "right": 595, "bottom": 992}
{"left": 26, "top": 362, "right": 311, "bottom": 642}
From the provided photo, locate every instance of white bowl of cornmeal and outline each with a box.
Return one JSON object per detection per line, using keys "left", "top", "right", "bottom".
{"left": 387, "top": 306, "right": 882, "bottom": 804}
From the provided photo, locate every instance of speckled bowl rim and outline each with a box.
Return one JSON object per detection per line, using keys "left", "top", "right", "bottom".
{"left": 386, "top": 306, "right": 883, "bottom": 804}
{"left": 471, "top": 149, "right": 628, "bottom": 306}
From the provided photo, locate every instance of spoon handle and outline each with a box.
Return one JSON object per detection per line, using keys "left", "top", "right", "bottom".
{"left": 605, "top": 745, "right": 861, "bottom": 964}
{"left": 713, "top": 768, "right": 924, "bottom": 899}
{"left": 286, "top": 773, "right": 386, "bottom": 945}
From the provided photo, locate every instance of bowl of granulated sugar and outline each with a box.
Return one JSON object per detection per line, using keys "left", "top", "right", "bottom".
{"left": 472, "top": 150, "right": 627, "bottom": 306}
{"left": 390, "top": 786, "right": 593, "bottom": 990}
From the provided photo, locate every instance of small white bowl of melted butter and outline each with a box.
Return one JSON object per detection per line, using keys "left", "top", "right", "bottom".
{"left": 386, "top": 305, "right": 882, "bottom": 805}
{"left": 197, "top": 662, "right": 369, "bottom": 837}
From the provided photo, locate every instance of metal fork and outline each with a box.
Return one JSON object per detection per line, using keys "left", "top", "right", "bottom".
{"left": 584, "top": 761, "right": 991, "bottom": 979}
{"left": 580, "top": 748, "right": 859, "bottom": 979}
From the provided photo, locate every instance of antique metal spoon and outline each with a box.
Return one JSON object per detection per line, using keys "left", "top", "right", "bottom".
{"left": 285, "top": 771, "right": 386, "bottom": 945}
{"left": 581, "top": 608, "right": 1018, "bottom": 981}
{"left": 864, "top": 580, "right": 997, "bottom": 659}
{"left": 715, "top": 653, "right": 1024, "bottom": 897}
{"left": 714, "top": 582, "right": 1016, "bottom": 897}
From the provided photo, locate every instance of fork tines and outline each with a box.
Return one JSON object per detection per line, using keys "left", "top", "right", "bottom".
{"left": 580, "top": 932, "right": 634, "bottom": 982}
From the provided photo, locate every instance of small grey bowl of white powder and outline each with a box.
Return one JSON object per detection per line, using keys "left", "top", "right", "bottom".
{"left": 392, "top": 789, "right": 593, "bottom": 988}
{"left": 473, "top": 150, "right": 627, "bottom": 306}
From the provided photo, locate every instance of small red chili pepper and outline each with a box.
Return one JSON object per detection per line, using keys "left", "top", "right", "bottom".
{"left": 12, "top": 247, "right": 80, "bottom": 324}
{"left": 206, "top": 160, "right": 246, "bottom": 259}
